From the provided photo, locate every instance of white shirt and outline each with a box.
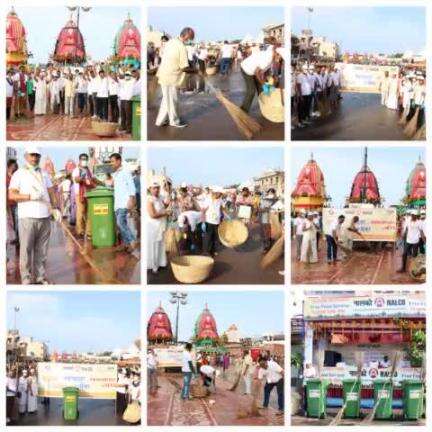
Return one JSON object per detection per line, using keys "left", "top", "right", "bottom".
{"left": 147, "top": 353, "right": 157, "bottom": 369}
{"left": 404, "top": 219, "right": 423, "bottom": 244}
{"left": 9, "top": 166, "right": 52, "bottom": 219}
{"left": 294, "top": 217, "right": 304, "bottom": 236}
{"left": 6, "top": 377, "right": 17, "bottom": 396}
{"left": 241, "top": 47, "right": 273, "bottom": 76}
{"left": 182, "top": 350, "right": 193, "bottom": 372}
{"left": 198, "top": 48, "right": 208, "bottom": 61}
{"left": 221, "top": 44, "right": 234, "bottom": 59}
{"left": 108, "top": 77, "right": 119, "bottom": 96}
{"left": 297, "top": 73, "right": 312, "bottom": 96}
{"left": 96, "top": 77, "right": 109, "bottom": 97}
{"left": 87, "top": 77, "right": 98, "bottom": 93}
{"left": 119, "top": 78, "right": 136, "bottom": 101}
{"left": 324, "top": 219, "right": 340, "bottom": 237}
{"left": 200, "top": 365, "right": 215, "bottom": 377}
{"left": 6, "top": 78, "right": 14, "bottom": 97}
{"left": 258, "top": 359, "right": 283, "bottom": 384}
{"left": 204, "top": 197, "right": 223, "bottom": 225}
{"left": 60, "top": 178, "right": 71, "bottom": 193}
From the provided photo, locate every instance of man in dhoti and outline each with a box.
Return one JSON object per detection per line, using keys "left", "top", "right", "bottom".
{"left": 386, "top": 73, "right": 399, "bottom": 110}
{"left": 241, "top": 350, "right": 254, "bottom": 395}
{"left": 34, "top": 73, "right": 48, "bottom": 115}
{"left": 17, "top": 370, "right": 29, "bottom": 415}
{"left": 8, "top": 146, "right": 59, "bottom": 284}
{"left": 300, "top": 212, "right": 318, "bottom": 263}
{"left": 27, "top": 369, "right": 38, "bottom": 414}
{"left": 49, "top": 74, "right": 61, "bottom": 114}
{"left": 155, "top": 27, "right": 196, "bottom": 128}
{"left": 379, "top": 71, "right": 390, "bottom": 106}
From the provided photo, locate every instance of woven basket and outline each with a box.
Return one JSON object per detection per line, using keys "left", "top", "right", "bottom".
{"left": 91, "top": 121, "right": 118, "bottom": 137}
{"left": 258, "top": 88, "right": 284, "bottom": 123}
{"left": 206, "top": 66, "right": 218, "bottom": 76}
{"left": 190, "top": 381, "right": 209, "bottom": 398}
{"left": 218, "top": 220, "right": 248, "bottom": 248}
{"left": 408, "top": 255, "right": 426, "bottom": 282}
{"left": 170, "top": 255, "right": 214, "bottom": 284}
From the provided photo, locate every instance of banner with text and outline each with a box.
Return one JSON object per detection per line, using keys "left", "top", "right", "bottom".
{"left": 37, "top": 362, "right": 117, "bottom": 399}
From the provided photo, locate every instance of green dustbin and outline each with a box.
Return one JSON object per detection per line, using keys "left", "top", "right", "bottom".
{"left": 343, "top": 378, "right": 361, "bottom": 418}
{"left": 306, "top": 378, "right": 329, "bottom": 418}
{"left": 132, "top": 96, "right": 141, "bottom": 140}
{"left": 402, "top": 379, "right": 424, "bottom": 420}
{"left": 86, "top": 187, "right": 116, "bottom": 248}
{"left": 373, "top": 379, "right": 393, "bottom": 420}
{"left": 63, "top": 387, "right": 79, "bottom": 421}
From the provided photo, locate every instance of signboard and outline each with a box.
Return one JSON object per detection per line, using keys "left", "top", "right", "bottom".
{"left": 37, "top": 362, "right": 117, "bottom": 399}
{"left": 312, "top": 365, "right": 422, "bottom": 385}
{"left": 323, "top": 207, "right": 397, "bottom": 242}
{"left": 153, "top": 346, "right": 184, "bottom": 368}
{"left": 336, "top": 63, "right": 399, "bottom": 93}
{"left": 93, "top": 203, "right": 109, "bottom": 215}
{"left": 304, "top": 293, "right": 426, "bottom": 320}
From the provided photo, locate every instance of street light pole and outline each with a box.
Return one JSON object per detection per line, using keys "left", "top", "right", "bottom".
{"left": 13, "top": 306, "right": 20, "bottom": 331}
{"left": 169, "top": 292, "right": 188, "bottom": 343}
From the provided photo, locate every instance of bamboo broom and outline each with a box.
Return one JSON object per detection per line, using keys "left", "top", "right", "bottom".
{"left": 260, "top": 235, "right": 284, "bottom": 269}
{"left": 403, "top": 107, "right": 420, "bottom": 138}
{"left": 398, "top": 105, "right": 410, "bottom": 126}
{"left": 362, "top": 353, "right": 398, "bottom": 424}
{"left": 206, "top": 81, "right": 262, "bottom": 140}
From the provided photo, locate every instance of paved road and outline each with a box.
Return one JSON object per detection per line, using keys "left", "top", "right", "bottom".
{"left": 292, "top": 92, "right": 416, "bottom": 141}
{"left": 148, "top": 69, "right": 284, "bottom": 141}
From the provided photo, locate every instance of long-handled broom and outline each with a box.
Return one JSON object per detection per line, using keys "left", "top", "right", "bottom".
{"left": 206, "top": 81, "right": 262, "bottom": 140}
{"left": 404, "top": 107, "right": 420, "bottom": 138}
{"left": 362, "top": 352, "right": 398, "bottom": 424}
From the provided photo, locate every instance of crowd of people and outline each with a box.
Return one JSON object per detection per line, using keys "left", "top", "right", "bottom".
{"left": 292, "top": 208, "right": 426, "bottom": 273}
{"left": 147, "top": 179, "right": 284, "bottom": 274}
{"left": 115, "top": 366, "right": 141, "bottom": 424}
{"left": 148, "top": 344, "right": 284, "bottom": 415}
{"left": 7, "top": 147, "right": 140, "bottom": 284}
{"left": 147, "top": 27, "right": 285, "bottom": 128}
{"left": 6, "top": 62, "right": 141, "bottom": 134}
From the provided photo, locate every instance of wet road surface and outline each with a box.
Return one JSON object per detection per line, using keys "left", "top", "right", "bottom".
{"left": 7, "top": 115, "right": 133, "bottom": 141}
{"left": 292, "top": 92, "right": 415, "bottom": 141}
{"left": 148, "top": 69, "right": 284, "bottom": 141}
{"left": 6, "top": 220, "right": 140, "bottom": 285}
{"left": 148, "top": 372, "right": 284, "bottom": 426}
{"left": 291, "top": 239, "right": 422, "bottom": 285}
{"left": 149, "top": 224, "right": 284, "bottom": 285}
{"left": 9, "top": 398, "right": 134, "bottom": 426}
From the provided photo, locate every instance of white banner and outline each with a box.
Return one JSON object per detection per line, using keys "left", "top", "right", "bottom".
{"left": 304, "top": 293, "right": 426, "bottom": 319}
{"left": 336, "top": 63, "right": 400, "bottom": 93}
{"left": 37, "top": 362, "right": 117, "bottom": 399}
{"left": 323, "top": 207, "right": 397, "bottom": 242}
{"left": 153, "top": 346, "right": 184, "bottom": 368}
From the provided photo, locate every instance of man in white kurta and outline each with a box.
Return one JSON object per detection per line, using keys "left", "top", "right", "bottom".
{"left": 156, "top": 27, "right": 195, "bottom": 128}
{"left": 34, "top": 75, "right": 48, "bottom": 115}
{"left": 300, "top": 213, "right": 318, "bottom": 263}
{"left": 17, "top": 370, "right": 29, "bottom": 414}
{"left": 386, "top": 74, "right": 399, "bottom": 110}
{"left": 27, "top": 369, "right": 38, "bottom": 413}
{"left": 379, "top": 71, "right": 390, "bottom": 105}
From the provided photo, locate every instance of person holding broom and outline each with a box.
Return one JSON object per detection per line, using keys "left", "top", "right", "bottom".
{"left": 155, "top": 27, "right": 197, "bottom": 128}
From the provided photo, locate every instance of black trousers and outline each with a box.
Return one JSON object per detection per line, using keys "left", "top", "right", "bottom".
{"left": 89, "top": 93, "right": 97, "bottom": 116}
{"left": 120, "top": 100, "right": 132, "bottom": 133}
{"left": 205, "top": 222, "right": 219, "bottom": 256}
{"left": 77, "top": 93, "right": 87, "bottom": 113}
{"left": 298, "top": 95, "right": 312, "bottom": 123}
{"left": 109, "top": 95, "right": 119, "bottom": 123}
{"left": 97, "top": 97, "right": 108, "bottom": 120}
{"left": 402, "top": 242, "right": 419, "bottom": 271}
{"left": 240, "top": 70, "right": 260, "bottom": 113}
{"left": 28, "top": 92, "right": 36, "bottom": 111}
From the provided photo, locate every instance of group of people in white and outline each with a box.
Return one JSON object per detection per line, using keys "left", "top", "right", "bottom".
{"left": 6, "top": 63, "right": 140, "bottom": 134}
{"left": 291, "top": 62, "right": 342, "bottom": 129}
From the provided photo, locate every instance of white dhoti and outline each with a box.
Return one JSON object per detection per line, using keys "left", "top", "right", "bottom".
{"left": 147, "top": 196, "right": 168, "bottom": 272}
{"left": 155, "top": 85, "right": 180, "bottom": 126}
{"left": 34, "top": 82, "right": 47, "bottom": 115}
{"left": 27, "top": 380, "right": 38, "bottom": 413}
{"left": 386, "top": 80, "right": 399, "bottom": 110}
{"left": 300, "top": 230, "right": 318, "bottom": 263}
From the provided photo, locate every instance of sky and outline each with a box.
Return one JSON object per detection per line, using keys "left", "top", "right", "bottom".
{"left": 148, "top": 7, "right": 283, "bottom": 42}
{"left": 147, "top": 291, "right": 284, "bottom": 342}
{"left": 9, "top": 146, "right": 139, "bottom": 171}
{"left": 7, "top": 291, "right": 140, "bottom": 353}
{"left": 292, "top": 7, "right": 426, "bottom": 54}
{"left": 291, "top": 147, "right": 425, "bottom": 208}
{"left": 148, "top": 147, "right": 284, "bottom": 187}
{"left": 11, "top": 6, "right": 140, "bottom": 64}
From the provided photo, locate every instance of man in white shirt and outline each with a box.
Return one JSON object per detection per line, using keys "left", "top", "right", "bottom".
{"left": 241, "top": 350, "right": 254, "bottom": 395}
{"left": 147, "top": 349, "right": 159, "bottom": 394}
{"left": 8, "top": 146, "right": 58, "bottom": 284}
{"left": 200, "top": 364, "right": 217, "bottom": 391}
{"left": 156, "top": 27, "right": 196, "bottom": 128}
{"left": 75, "top": 72, "right": 88, "bottom": 116}
{"left": 325, "top": 215, "right": 345, "bottom": 264}
{"left": 87, "top": 70, "right": 98, "bottom": 118}
{"left": 108, "top": 72, "right": 119, "bottom": 123}
{"left": 181, "top": 343, "right": 196, "bottom": 400}
{"left": 240, "top": 45, "right": 275, "bottom": 112}
{"left": 118, "top": 71, "right": 135, "bottom": 134}
{"left": 201, "top": 186, "right": 226, "bottom": 257}
{"left": 398, "top": 210, "right": 425, "bottom": 272}
{"left": 296, "top": 65, "right": 312, "bottom": 126}
{"left": 294, "top": 212, "right": 305, "bottom": 260}
{"left": 220, "top": 41, "right": 234, "bottom": 76}
{"left": 96, "top": 69, "right": 109, "bottom": 121}
{"left": 258, "top": 358, "right": 284, "bottom": 413}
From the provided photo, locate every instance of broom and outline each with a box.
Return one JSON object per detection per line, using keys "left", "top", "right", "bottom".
{"left": 329, "top": 352, "right": 364, "bottom": 426}
{"left": 206, "top": 81, "right": 262, "bottom": 139}
{"left": 260, "top": 235, "right": 284, "bottom": 269}
{"left": 398, "top": 104, "right": 410, "bottom": 126}
{"left": 403, "top": 107, "right": 420, "bottom": 138}
{"left": 147, "top": 73, "right": 159, "bottom": 106}
{"left": 362, "top": 352, "right": 398, "bottom": 424}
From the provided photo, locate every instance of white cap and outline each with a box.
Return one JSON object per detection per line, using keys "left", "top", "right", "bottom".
{"left": 150, "top": 180, "right": 160, "bottom": 188}
{"left": 180, "top": 182, "right": 187, "bottom": 188}
{"left": 24, "top": 145, "right": 41, "bottom": 155}
{"left": 211, "top": 185, "right": 224, "bottom": 194}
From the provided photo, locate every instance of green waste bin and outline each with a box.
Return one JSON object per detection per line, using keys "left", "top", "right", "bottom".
{"left": 306, "top": 379, "right": 329, "bottom": 418}
{"left": 373, "top": 379, "right": 393, "bottom": 420}
{"left": 342, "top": 378, "right": 361, "bottom": 418}
{"left": 86, "top": 187, "right": 116, "bottom": 248}
{"left": 132, "top": 96, "right": 141, "bottom": 140}
{"left": 63, "top": 387, "right": 79, "bottom": 421}
{"left": 402, "top": 379, "right": 424, "bottom": 420}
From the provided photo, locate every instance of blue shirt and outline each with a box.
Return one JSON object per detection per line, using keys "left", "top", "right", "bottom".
{"left": 112, "top": 166, "right": 136, "bottom": 210}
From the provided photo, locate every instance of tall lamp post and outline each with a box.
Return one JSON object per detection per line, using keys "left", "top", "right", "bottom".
{"left": 169, "top": 292, "right": 188, "bottom": 343}
{"left": 13, "top": 306, "right": 20, "bottom": 331}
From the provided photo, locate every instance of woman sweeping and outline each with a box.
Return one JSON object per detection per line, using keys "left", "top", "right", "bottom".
{"left": 147, "top": 182, "right": 171, "bottom": 274}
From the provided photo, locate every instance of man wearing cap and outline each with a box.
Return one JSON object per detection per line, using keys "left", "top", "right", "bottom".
{"left": 293, "top": 211, "right": 305, "bottom": 260}
{"left": 8, "top": 147, "right": 59, "bottom": 284}
{"left": 155, "top": 27, "right": 196, "bottom": 128}
{"left": 398, "top": 210, "right": 425, "bottom": 272}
